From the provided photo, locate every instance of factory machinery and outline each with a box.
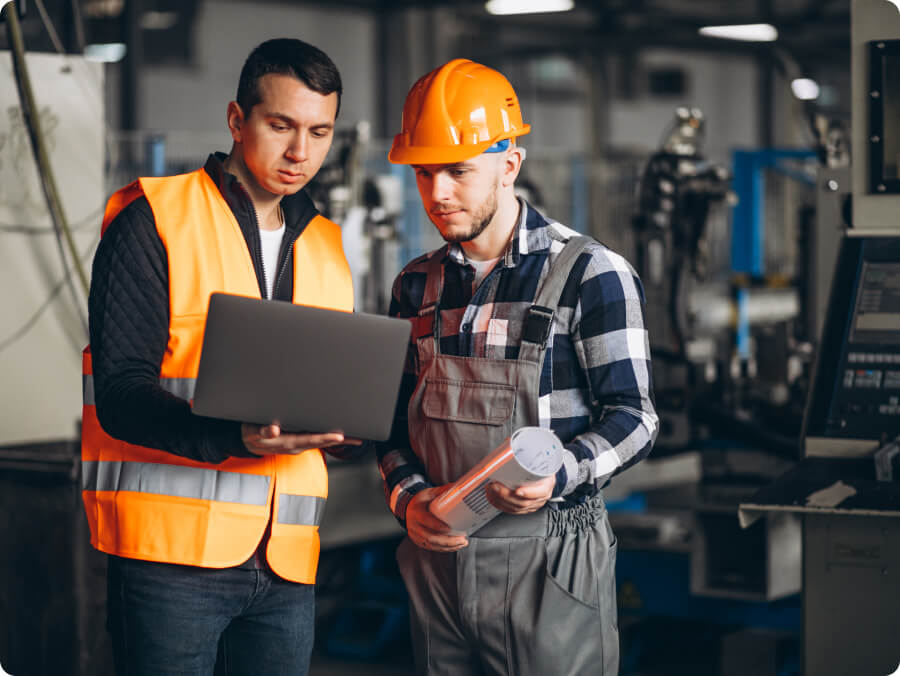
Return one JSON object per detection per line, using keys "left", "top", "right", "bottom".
{"left": 612, "top": 107, "right": 824, "bottom": 674}
{"left": 736, "top": 2, "right": 900, "bottom": 675}
{"left": 612, "top": 2, "right": 900, "bottom": 675}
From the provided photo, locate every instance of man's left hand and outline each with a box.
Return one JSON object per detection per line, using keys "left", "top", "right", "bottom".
{"left": 486, "top": 475, "right": 556, "bottom": 515}
{"left": 242, "top": 424, "right": 362, "bottom": 456}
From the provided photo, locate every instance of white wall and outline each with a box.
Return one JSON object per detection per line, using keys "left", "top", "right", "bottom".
{"left": 0, "top": 53, "right": 104, "bottom": 446}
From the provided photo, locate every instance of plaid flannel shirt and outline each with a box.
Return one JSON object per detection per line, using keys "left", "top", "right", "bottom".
{"left": 376, "top": 200, "right": 658, "bottom": 524}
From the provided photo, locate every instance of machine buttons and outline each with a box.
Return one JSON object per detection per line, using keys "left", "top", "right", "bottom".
{"left": 854, "top": 370, "right": 883, "bottom": 388}
{"left": 844, "top": 370, "right": 855, "bottom": 388}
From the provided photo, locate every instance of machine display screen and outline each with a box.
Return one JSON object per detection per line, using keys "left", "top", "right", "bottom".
{"left": 805, "top": 237, "right": 900, "bottom": 440}
{"left": 849, "top": 262, "right": 900, "bottom": 344}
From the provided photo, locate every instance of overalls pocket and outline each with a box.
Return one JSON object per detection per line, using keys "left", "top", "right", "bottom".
{"left": 422, "top": 378, "right": 516, "bottom": 425}
{"left": 544, "top": 528, "right": 603, "bottom": 609}
{"left": 512, "top": 530, "right": 606, "bottom": 674}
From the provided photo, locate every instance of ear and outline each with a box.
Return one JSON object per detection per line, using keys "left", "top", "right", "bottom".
{"left": 226, "top": 101, "right": 245, "bottom": 144}
{"left": 500, "top": 146, "right": 525, "bottom": 188}
{"left": 499, "top": 147, "right": 524, "bottom": 188}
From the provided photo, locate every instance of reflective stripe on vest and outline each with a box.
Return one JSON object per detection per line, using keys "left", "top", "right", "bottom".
{"left": 83, "top": 375, "right": 94, "bottom": 407}
{"left": 83, "top": 375, "right": 195, "bottom": 406}
{"left": 277, "top": 494, "right": 326, "bottom": 526}
{"left": 82, "top": 460, "right": 271, "bottom": 505}
{"left": 81, "top": 462, "right": 325, "bottom": 527}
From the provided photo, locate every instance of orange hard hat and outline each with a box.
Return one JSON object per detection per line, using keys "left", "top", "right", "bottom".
{"left": 388, "top": 58, "right": 531, "bottom": 165}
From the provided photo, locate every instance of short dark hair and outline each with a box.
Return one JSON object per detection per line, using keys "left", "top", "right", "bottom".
{"left": 236, "top": 38, "right": 342, "bottom": 117}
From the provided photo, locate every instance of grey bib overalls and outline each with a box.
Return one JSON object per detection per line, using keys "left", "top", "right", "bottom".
{"left": 397, "top": 237, "right": 620, "bottom": 676}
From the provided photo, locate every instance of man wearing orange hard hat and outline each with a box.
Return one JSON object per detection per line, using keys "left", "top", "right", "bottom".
{"left": 377, "top": 58, "right": 658, "bottom": 675}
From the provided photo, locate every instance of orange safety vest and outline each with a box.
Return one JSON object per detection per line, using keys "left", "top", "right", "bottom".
{"left": 81, "top": 168, "right": 353, "bottom": 583}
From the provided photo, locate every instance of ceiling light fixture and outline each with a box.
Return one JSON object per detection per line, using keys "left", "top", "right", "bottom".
{"left": 485, "top": 0, "right": 574, "bottom": 16}
{"left": 698, "top": 23, "right": 778, "bottom": 42}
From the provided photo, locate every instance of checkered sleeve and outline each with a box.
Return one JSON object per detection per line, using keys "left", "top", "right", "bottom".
{"left": 554, "top": 244, "right": 659, "bottom": 499}
{"left": 375, "top": 264, "right": 433, "bottom": 526}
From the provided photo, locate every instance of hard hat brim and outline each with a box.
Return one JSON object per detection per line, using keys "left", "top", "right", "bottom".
{"left": 388, "top": 140, "right": 493, "bottom": 165}
{"left": 388, "top": 127, "right": 531, "bottom": 165}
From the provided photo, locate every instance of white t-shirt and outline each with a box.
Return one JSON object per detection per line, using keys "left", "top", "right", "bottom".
{"left": 259, "top": 224, "right": 286, "bottom": 299}
{"left": 467, "top": 255, "right": 501, "bottom": 290}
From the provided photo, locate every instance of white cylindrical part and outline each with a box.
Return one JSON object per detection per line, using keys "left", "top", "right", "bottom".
{"left": 691, "top": 287, "right": 800, "bottom": 331}
{"left": 511, "top": 426, "right": 564, "bottom": 477}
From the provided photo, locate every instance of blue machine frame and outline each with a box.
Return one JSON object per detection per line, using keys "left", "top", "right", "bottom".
{"left": 730, "top": 149, "right": 817, "bottom": 278}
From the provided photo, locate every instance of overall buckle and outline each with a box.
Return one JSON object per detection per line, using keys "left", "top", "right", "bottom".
{"left": 522, "top": 305, "right": 554, "bottom": 347}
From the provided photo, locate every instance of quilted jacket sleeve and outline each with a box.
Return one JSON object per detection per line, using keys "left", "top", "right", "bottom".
{"left": 88, "top": 197, "right": 255, "bottom": 463}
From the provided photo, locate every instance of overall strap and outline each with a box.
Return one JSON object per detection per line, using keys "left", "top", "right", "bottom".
{"left": 519, "top": 236, "right": 592, "bottom": 364}
{"left": 413, "top": 252, "right": 447, "bottom": 361}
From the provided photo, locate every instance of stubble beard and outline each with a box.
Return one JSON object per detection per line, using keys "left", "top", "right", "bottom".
{"left": 436, "top": 187, "right": 499, "bottom": 244}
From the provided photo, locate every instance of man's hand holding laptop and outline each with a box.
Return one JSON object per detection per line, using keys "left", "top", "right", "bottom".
{"left": 242, "top": 424, "right": 363, "bottom": 455}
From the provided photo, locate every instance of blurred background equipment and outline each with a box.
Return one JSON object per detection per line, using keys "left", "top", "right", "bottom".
{"left": 633, "top": 105, "right": 733, "bottom": 450}
{"left": 738, "top": 3, "right": 900, "bottom": 676}
{"left": 306, "top": 121, "right": 405, "bottom": 314}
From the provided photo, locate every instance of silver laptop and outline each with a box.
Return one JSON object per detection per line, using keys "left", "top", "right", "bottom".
{"left": 192, "top": 293, "right": 410, "bottom": 441}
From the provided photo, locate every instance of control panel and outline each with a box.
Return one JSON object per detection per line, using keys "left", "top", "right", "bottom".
{"left": 818, "top": 250, "right": 900, "bottom": 438}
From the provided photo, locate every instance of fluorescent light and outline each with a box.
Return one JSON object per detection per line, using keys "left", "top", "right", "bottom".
{"left": 84, "top": 43, "right": 127, "bottom": 62}
{"left": 698, "top": 23, "right": 778, "bottom": 42}
{"left": 791, "top": 78, "right": 820, "bottom": 100}
{"left": 486, "top": 0, "right": 574, "bottom": 16}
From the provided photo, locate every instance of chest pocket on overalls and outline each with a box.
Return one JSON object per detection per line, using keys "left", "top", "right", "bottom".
{"left": 422, "top": 378, "right": 516, "bottom": 426}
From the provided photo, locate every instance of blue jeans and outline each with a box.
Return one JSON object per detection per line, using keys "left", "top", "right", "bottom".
{"left": 106, "top": 556, "right": 315, "bottom": 676}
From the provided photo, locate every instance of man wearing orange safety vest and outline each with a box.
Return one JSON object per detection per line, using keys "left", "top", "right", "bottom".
{"left": 84, "top": 39, "right": 357, "bottom": 675}
{"left": 377, "top": 60, "right": 657, "bottom": 675}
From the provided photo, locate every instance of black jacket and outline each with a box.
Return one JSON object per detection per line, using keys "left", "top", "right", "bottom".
{"left": 88, "top": 153, "right": 322, "bottom": 463}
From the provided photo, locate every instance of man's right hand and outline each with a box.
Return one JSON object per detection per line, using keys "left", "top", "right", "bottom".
{"left": 242, "top": 423, "right": 360, "bottom": 455}
{"left": 405, "top": 487, "right": 469, "bottom": 552}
